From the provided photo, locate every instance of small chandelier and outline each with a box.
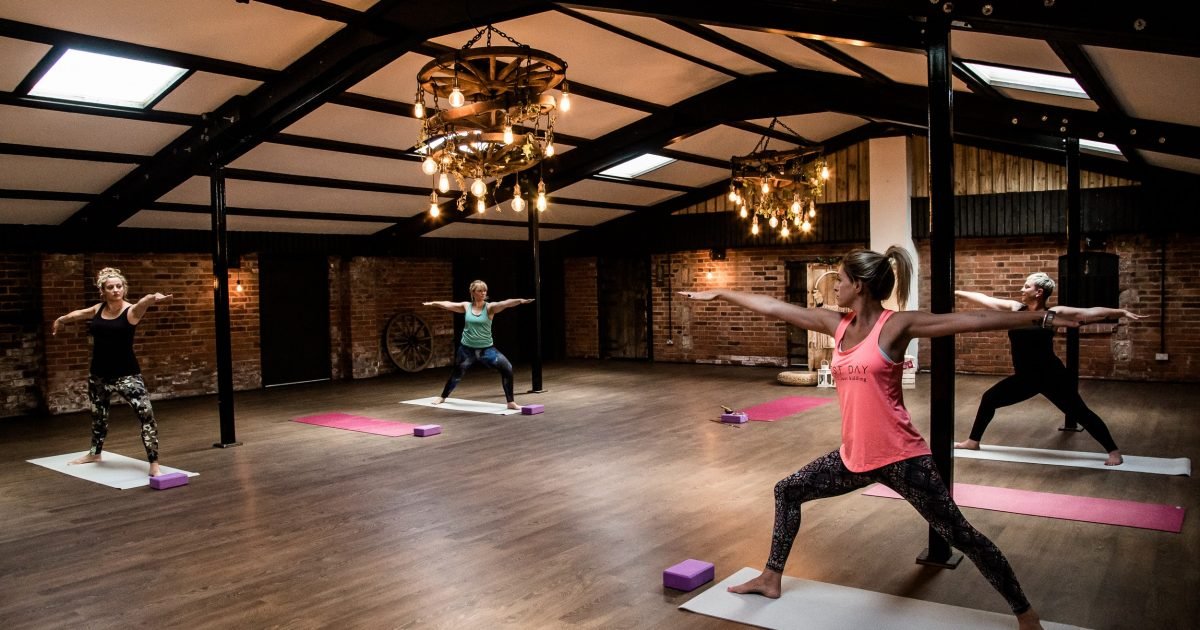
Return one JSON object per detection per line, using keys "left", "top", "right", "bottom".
{"left": 414, "top": 25, "right": 569, "bottom": 215}
{"left": 728, "top": 118, "right": 829, "bottom": 237}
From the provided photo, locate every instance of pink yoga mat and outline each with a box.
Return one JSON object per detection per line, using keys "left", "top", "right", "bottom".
{"left": 864, "top": 482, "right": 1185, "bottom": 533}
{"left": 740, "top": 396, "right": 834, "bottom": 422}
{"left": 293, "top": 413, "right": 420, "bottom": 437}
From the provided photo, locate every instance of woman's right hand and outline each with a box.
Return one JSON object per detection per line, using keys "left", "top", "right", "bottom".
{"left": 51, "top": 317, "right": 62, "bottom": 336}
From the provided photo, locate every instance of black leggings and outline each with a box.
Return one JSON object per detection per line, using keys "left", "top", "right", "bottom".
{"left": 968, "top": 371, "right": 1118, "bottom": 452}
{"left": 439, "top": 345, "right": 515, "bottom": 402}
{"left": 767, "top": 451, "right": 1031, "bottom": 615}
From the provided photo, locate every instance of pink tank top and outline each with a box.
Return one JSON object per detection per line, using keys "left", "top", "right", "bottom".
{"left": 832, "top": 310, "right": 931, "bottom": 472}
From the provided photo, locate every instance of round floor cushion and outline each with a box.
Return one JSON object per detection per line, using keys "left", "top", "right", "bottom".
{"left": 777, "top": 370, "right": 818, "bottom": 386}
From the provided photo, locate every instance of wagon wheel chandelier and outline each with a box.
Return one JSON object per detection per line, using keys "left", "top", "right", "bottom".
{"left": 414, "top": 25, "right": 570, "bottom": 216}
{"left": 728, "top": 118, "right": 829, "bottom": 237}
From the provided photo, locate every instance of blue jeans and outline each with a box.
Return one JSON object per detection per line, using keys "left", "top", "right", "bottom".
{"left": 440, "top": 345, "right": 515, "bottom": 402}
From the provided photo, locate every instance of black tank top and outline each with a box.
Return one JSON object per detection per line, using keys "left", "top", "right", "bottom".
{"left": 1007, "top": 305, "right": 1063, "bottom": 374}
{"left": 89, "top": 305, "right": 141, "bottom": 378}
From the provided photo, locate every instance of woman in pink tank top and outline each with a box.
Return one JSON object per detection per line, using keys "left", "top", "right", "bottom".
{"left": 680, "top": 246, "right": 1096, "bottom": 630}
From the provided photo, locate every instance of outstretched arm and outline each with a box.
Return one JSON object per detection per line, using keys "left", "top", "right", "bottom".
{"left": 129, "top": 293, "right": 172, "bottom": 324}
{"left": 897, "top": 308, "right": 1080, "bottom": 340}
{"left": 1050, "top": 305, "right": 1144, "bottom": 325}
{"left": 955, "top": 290, "right": 1022, "bottom": 311}
{"left": 423, "top": 301, "right": 467, "bottom": 313}
{"left": 680, "top": 290, "right": 843, "bottom": 336}
{"left": 488, "top": 298, "right": 534, "bottom": 315}
{"left": 51, "top": 304, "right": 100, "bottom": 336}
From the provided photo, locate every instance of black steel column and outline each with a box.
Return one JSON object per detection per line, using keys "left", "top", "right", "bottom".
{"left": 918, "top": 14, "right": 962, "bottom": 569}
{"left": 211, "top": 166, "right": 241, "bottom": 448}
{"left": 1061, "top": 137, "right": 1082, "bottom": 431}
{"left": 527, "top": 186, "right": 545, "bottom": 393}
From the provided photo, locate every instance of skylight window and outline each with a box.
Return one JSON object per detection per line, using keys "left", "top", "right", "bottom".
{"left": 28, "top": 49, "right": 187, "bottom": 109}
{"left": 1079, "top": 139, "right": 1123, "bottom": 155}
{"left": 963, "top": 62, "right": 1089, "bottom": 99}
{"left": 598, "top": 154, "right": 675, "bottom": 179}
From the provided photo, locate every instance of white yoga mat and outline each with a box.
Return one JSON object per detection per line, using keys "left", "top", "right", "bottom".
{"left": 954, "top": 445, "right": 1191, "bottom": 476}
{"left": 680, "top": 567, "right": 1087, "bottom": 630}
{"left": 28, "top": 451, "right": 199, "bottom": 490}
{"left": 401, "top": 396, "right": 520, "bottom": 415}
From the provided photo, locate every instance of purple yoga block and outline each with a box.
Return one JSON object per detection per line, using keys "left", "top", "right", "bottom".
{"left": 663, "top": 559, "right": 715, "bottom": 591}
{"left": 413, "top": 424, "right": 441, "bottom": 437}
{"left": 149, "top": 472, "right": 188, "bottom": 490}
{"left": 521, "top": 404, "right": 544, "bottom": 415}
{"left": 720, "top": 412, "right": 748, "bottom": 424}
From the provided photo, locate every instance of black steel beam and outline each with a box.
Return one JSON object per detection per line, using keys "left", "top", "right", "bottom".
{"left": 148, "top": 201, "right": 408, "bottom": 224}
{"left": 557, "top": 7, "right": 741, "bottom": 77}
{"left": 660, "top": 20, "right": 793, "bottom": 73}
{"left": 587, "top": 175, "right": 695, "bottom": 193}
{"left": 0, "top": 142, "right": 145, "bottom": 164}
{"left": 950, "top": 60, "right": 1004, "bottom": 99}
{"left": 1049, "top": 41, "right": 1148, "bottom": 169}
{"left": 223, "top": 167, "right": 432, "bottom": 196}
{"left": 0, "top": 18, "right": 276, "bottom": 82}
{"left": 270, "top": 133, "right": 418, "bottom": 161}
{"left": 0, "top": 90, "right": 202, "bottom": 126}
{"left": 792, "top": 38, "right": 894, "bottom": 83}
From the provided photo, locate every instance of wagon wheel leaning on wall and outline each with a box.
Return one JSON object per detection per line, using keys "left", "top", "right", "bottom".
{"left": 384, "top": 312, "right": 434, "bottom": 372}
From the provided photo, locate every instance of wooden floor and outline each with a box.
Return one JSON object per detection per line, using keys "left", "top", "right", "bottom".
{"left": 1, "top": 361, "right": 1195, "bottom": 630}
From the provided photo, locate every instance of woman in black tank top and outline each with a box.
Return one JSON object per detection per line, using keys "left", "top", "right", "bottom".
{"left": 954, "top": 273, "right": 1144, "bottom": 466}
{"left": 51, "top": 267, "right": 173, "bottom": 477}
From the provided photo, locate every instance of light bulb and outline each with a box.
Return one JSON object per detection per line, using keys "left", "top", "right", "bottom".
{"left": 421, "top": 157, "right": 437, "bottom": 175}
{"left": 781, "top": 225, "right": 790, "bottom": 237}
{"left": 449, "top": 87, "right": 464, "bottom": 108}
{"left": 768, "top": 215, "right": 778, "bottom": 228}
{"left": 503, "top": 124, "right": 514, "bottom": 145}
{"left": 751, "top": 222, "right": 760, "bottom": 235}
{"left": 235, "top": 279, "right": 243, "bottom": 292}
{"left": 706, "top": 272, "right": 713, "bottom": 280}
{"left": 429, "top": 192, "right": 439, "bottom": 217}
{"left": 544, "top": 143, "right": 555, "bottom": 157}
{"left": 536, "top": 192, "right": 547, "bottom": 212}
{"left": 512, "top": 195, "right": 525, "bottom": 213}
{"left": 794, "top": 215, "right": 801, "bottom": 226}
{"left": 761, "top": 181, "right": 769, "bottom": 194}
{"left": 802, "top": 219, "right": 812, "bottom": 233}
{"left": 560, "top": 90, "right": 571, "bottom": 112}
{"left": 470, "top": 178, "right": 486, "bottom": 198}
{"left": 476, "top": 199, "right": 486, "bottom": 214}
{"left": 728, "top": 187, "right": 737, "bottom": 202}
{"left": 739, "top": 207, "right": 747, "bottom": 218}
{"left": 438, "top": 172, "right": 450, "bottom": 193}
{"left": 791, "top": 199, "right": 801, "bottom": 214}
{"left": 809, "top": 199, "right": 816, "bottom": 217}
{"left": 821, "top": 165, "right": 830, "bottom": 180}
{"left": 413, "top": 100, "right": 424, "bottom": 119}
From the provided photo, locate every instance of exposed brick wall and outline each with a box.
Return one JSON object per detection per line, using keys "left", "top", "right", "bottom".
{"left": 915, "top": 234, "right": 1197, "bottom": 381}
{"left": 339, "top": 256, "right": 454, "bottom": 379}
{"left": 563, "top": 257, "right": 599, "bottom": 358}
{"left": 650, "top": 245, "right": 855, "bottom": 365}
{"left": 0, "top": 254, "right": 41, "bottom": 417}
{"left": 40, "top": 253, "right": 262, "bottom": 415}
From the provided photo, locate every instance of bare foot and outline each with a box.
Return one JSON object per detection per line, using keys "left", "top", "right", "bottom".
{"left": 68, "top": 453, "right": 101, "bottom": 465}
{"left": 432, "top": 397, "right": 445, "bottom": 405}
{"left": 727, "top": 569, "right": 782, "bottom": 598}
{"left": 954, "top": 439, "right": 981, "bottom": 450}
{"left": 149, "top": 462, "right": 162, "bottom": 477}
{"left": 507, "top": 401, "right": 520, "bottom": 410}
{"left": 1104, "top": 450, "right": 1124, "bottom": 466}
{"left": 1017, "top": 608, "right": 1043, "bottom": 630}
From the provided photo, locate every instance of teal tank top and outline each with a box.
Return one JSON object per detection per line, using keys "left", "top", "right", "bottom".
{"left": 461, "top": 302, "right": 493, "bottom": 348}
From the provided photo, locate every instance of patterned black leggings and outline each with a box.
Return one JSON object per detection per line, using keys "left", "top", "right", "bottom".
{"left": 766, "top": 451, "right": 1030, "bottom": 614}
{"left": 969, "top": 371, "right": 1119, "bottom": 452}
{"left": 86, "top": 374, "right": 159, "bottom": 462}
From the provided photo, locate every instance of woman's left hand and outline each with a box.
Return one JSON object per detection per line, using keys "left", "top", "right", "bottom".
{"left": 679, "top": 291, "right": 718, "bottom": 301}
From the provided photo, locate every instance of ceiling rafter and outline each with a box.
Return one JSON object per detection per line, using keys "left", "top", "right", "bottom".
{"left": 0, "top": 142, "right": 146, "bottom": 164}
{"left": 1048, "top": 40, "right": 1148, "bottom": 169}
{"left": 555, "top": 6, "right": 741, "bottom": 78}
{"left": 0, "top": 90, "right": 201, "bottom": 125}
{"left": 790, "top": 37, "right": 894, "bottom": 84}
{"left": 147, "top": 201, "right": 404, "bottom": 224}
{"left": 949, "top": 60, "right": 1004, "bottom": 99}
{"left": 0, "top": 18, "right": 276, "bottom": 82}
{"left": 659, "top": 19, "right": 792, "bottom": 73}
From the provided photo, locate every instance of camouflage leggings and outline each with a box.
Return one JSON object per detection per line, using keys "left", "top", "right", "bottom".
{"left": 766, "top": 450, "right": 1031, "bottom": 614}
{"left": 86, "top": 374, "right": 159, "bottom": 462}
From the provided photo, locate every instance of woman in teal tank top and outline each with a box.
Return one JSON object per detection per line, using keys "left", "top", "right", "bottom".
{"left": 424, "top": 279, "right": 534, "bottom": 410}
